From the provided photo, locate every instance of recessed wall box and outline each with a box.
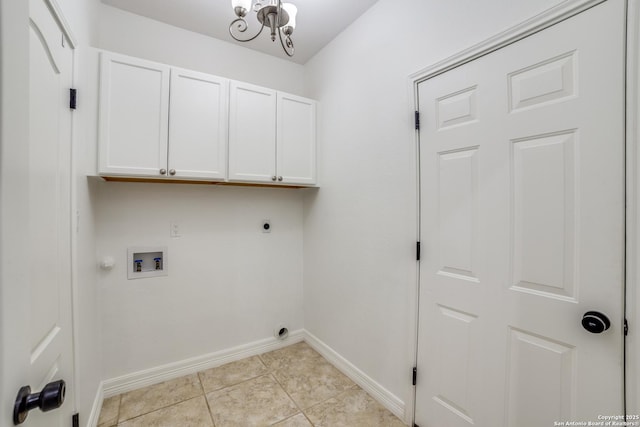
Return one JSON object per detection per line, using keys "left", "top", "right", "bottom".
{"left": 127, "top": 247, "right": 168, "bottom": 279}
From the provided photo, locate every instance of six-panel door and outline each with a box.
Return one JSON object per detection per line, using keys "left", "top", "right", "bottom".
{"left": 15, "top": 0, "right": 76, "bottom": 424}
{"left": 415, "top": 1, "right": 625, "bottom": 426}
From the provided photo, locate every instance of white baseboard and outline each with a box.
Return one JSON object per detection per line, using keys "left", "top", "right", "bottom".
{"left": 303, "top": 331, "right": 407, "bottom": 424}
{"left": 93, "top": 329, "right": 407, "bottom": 426}
{"left": 102, "top": 329, "right": 304, "bottom": 398}
{"left": 86, "top": 383, "right": 104, "bottom": 427}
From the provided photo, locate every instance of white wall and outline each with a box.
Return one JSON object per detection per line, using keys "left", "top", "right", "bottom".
{"left": 96, "top": 3, "right": 307, "bottom": 96}
{"left": 54, "top": 0, "right": 638, "bottom": 422}
{"left": 303, "top": 0, "right": 565, "bottom": 417}
{"left": 96, "top": 183, "right": 305, "bottom": 378}
{"left": 93, "top": 4, "right": 309, "bottom": 380}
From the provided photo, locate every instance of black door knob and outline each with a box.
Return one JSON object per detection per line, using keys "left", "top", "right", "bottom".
{"left": 581, "top": 311, "right": 611, "bottom": 334}
{"left": 13, "top": 379, "right": 65, "bottom": 425}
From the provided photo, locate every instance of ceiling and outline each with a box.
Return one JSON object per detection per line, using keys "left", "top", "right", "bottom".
{"left": 100, "top": 0, "right": 380, "bottom": 64}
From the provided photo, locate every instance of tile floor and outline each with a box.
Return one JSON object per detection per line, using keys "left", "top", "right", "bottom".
{"left": 97, "top": 341, "right": 406, "bottom": 427}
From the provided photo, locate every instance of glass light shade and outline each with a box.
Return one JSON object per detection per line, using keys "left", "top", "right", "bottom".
{"left": 282, "top": 3, "right": 297, "bottom": 29}
{"left": 231, "top": 0, "right": 252, "bottom": 11}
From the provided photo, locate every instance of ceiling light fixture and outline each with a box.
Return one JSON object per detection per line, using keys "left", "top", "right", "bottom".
{"left": 229, "top": 0, "right": 297, "bottom": 57}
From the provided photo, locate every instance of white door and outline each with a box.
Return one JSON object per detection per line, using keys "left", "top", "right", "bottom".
{"left": 98, "top": 52, "right": 170, "bottom": 178}
{"left": 277, "top": 92, "right": 316, "bottom": 185}
{"left": 228, "top": 81, "right": 277, "bottom": 183}
{"left": 2, "top": 0, "right": 75, "bottom": 425}
{"left": 415, "top": 1, "right": 625, "bottom": 426}
{"left": 168, "top": 68, "right": 228, "bottom": 180}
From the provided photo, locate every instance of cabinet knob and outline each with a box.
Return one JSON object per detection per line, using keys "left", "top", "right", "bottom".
{"left": 272, "top": 176, "right": 277, "bottom": 181}
{"left": 169, "top": 169, "right": 176, "bottom": 176}
{"left": 278, "top": 176, "right": 283, "bottom": 181}
{"left": 160, "top": 169, "right": 167, "bottom": 175}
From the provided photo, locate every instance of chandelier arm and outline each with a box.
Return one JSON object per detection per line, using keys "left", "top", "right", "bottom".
{"left": 229, "top": 18, "right": 266, "bottom": 43}
{"left": 277, "top": 27, "right": 294, "bottom": 57}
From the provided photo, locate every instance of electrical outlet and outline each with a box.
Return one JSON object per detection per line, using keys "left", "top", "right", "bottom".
{"left": 170, "top": 222, "right": 181, "bottom": 238}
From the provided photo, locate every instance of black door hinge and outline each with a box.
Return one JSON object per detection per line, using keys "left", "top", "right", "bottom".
{"left": 624, "top": 318, "right": 629, "bottom": 336}
{"left": 72, "top": 413, "right": 79, "bottom": 427}
{"left": 414, "top": 111, "right": 420, "bottom": 130}
{"left": 412, "top": 367, "right": 417, "bottom": 386}
{"left": 69, "top": 88, "right": 77, "bottom": 110}
{"left": 416, "top": 241, "right": 421, "bottom": 261}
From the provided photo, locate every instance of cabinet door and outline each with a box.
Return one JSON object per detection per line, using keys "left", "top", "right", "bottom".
{"left": 228, "top": 81, "right": 277, "bottom": 183}
{"left": 98, "top": 52, "right": 170, "bottom": 177}
{"left": 277, "top": 93, "right": 316, "bottom": 185}
{"left": 169, "top": 68, "right": 228, "bottom": 180}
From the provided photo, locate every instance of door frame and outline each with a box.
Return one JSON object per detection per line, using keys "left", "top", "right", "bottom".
{"left": 42, "top": 0, "right": 81, "bottom": 421}
{"left": 625, "top": 0, "right": 639, "bottom": 417}
{"left": 407, "top": 0, "right": 637, "bottom": 423}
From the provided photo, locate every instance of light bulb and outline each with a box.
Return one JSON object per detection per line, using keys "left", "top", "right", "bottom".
{"left": 231, "top": 0, "right": 252, "bottom": 13}
{"left": 282, "top": 3, "right": 297, "bottom": 29}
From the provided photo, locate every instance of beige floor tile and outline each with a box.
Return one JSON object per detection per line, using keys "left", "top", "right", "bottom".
{"left": 105, "top": 343, "right": 402, "bottom": 427}
{"left": 206, "top": 374, "right": 299, "bottom": 426}
{"left": 260, "top": 342, "right": 324, "bottom": 371}
{"left": 97, "top": 395, "right": 120, "bottom": 427}
{"left": 118, "top": 373, "right": 203, "bottom": 422}
{"left": 304, "top": 387, "right": 406, "bottom": 427}
{"left": 199, "top": 355, "right": 269, "bottom": 393}
{"left": 271, "top": 412, "right": 313, "bottom": 427}
{"left": 273, "top": 357, "right": 355, "bottom": 409}
{"left": 118, "top": 396, "right": 213, "bottom": 427}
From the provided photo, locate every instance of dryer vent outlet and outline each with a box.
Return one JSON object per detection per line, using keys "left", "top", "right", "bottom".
{"left": 275, "top": 325, "right": 289, "bottom": 340}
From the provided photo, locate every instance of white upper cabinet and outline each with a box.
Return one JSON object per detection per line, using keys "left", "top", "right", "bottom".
{"left": 229, "top": 82, "right": 317, "bottom": 186}
{"left": 98, "top": 52, "right": 170, "bottom": 177}
{"left": 277, "top": 93, "right": 316, "bottom": 185}
{"left": 169, "top": 68, "right": 228, "bottom": 180}
{"left": 228, "top": 81, "right": 277, "bottom": 183}
{"left": 98, "top": 51, "right": 316, "bottom": 186}
{"left": 98, "top": 52, "right": 229, "bottom": 181}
